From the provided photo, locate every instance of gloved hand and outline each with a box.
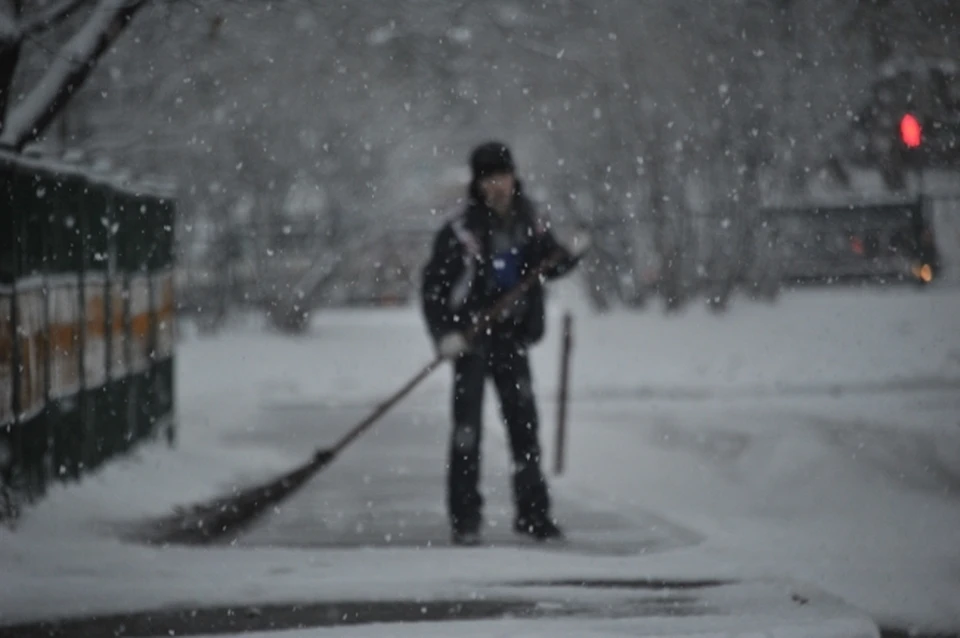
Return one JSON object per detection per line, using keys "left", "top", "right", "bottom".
{"left": 562, "top": 229, "right": 592, "bottom": 257}
{"left": 437, "top": 332, "right": 469, "bottom": 359}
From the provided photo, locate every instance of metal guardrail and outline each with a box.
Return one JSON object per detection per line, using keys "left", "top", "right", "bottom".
{"left": 1, "top": 154, "right": 176, "bottom": 516}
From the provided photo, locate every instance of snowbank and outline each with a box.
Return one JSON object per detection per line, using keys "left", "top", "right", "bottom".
{"left": 539, "top": 281, "right": 960, "bottom": 398}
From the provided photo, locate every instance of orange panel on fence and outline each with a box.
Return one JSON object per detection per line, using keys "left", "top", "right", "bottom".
{"left": 109, "top": 280, "right": 126, "bottom": 379}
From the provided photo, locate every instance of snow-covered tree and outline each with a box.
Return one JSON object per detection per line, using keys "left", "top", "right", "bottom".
{"left": 0, "top": 0, "right": 165, "bottom": 150}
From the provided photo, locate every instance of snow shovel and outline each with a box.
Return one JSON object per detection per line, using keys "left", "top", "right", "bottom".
{"left": 152, "top": 249, "right": 569, "bottom": 544}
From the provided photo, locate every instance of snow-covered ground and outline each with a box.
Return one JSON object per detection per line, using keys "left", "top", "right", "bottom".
{"left": 1, "top": 282, "right": 959, "bottom": 636}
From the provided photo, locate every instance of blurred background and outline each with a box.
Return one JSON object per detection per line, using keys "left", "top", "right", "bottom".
{"left": 6, "top": 0, "right": 959, "bottom": 330}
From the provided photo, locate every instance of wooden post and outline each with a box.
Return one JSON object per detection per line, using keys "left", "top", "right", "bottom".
{"left": 554, "top": 312, "right": 573, "bottom": 476}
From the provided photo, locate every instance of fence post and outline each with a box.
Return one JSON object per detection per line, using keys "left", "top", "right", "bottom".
{"left": 1, "top": 160, "right": 18, "bottom": 507}
{"left": 553, "top": 312, "right": 573, "bottom": 476}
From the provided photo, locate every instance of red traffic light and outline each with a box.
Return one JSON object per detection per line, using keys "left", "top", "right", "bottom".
{"left": 900, "top": 113, "right": 922, "bottom": 148}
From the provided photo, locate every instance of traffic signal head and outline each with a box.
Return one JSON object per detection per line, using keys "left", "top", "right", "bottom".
{"left": 900, "top": 113, "right": 922, "bottom": 148}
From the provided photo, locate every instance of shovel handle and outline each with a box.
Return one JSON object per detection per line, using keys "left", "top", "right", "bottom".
{"left": 464, "top": 249, "right": 565, "bottom": 343}
{"left": 328, "top": 355, "right": 442, "bottom": 456}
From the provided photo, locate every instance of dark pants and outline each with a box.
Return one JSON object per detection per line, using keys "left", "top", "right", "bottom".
{"left": 448, "top": 337, "right": 550, "bottom": 533}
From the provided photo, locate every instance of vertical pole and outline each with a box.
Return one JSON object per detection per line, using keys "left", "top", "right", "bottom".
{"left": 554, "top": 312, "right": 573, "bottom": 476}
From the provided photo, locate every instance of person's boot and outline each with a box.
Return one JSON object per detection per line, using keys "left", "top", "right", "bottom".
{"left": 514, "top": 516, "right": 565, "bottom": 542}
{"left": 451, "top": 518, "right": 483, "bottom": 546}
{"left": 451, "top": 528, "right": 483, "bottom": 546}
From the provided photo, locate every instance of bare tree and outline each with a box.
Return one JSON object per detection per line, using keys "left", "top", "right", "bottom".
{"left": 9, "top": 0, "right": 951, "bottom": 316}
{"left": 0, "top": 0, "right": 154, "bottom": 150}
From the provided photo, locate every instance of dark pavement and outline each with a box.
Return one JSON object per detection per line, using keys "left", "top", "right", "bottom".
{"left": 225, "top": 399, "right": 699, "bottom": 554}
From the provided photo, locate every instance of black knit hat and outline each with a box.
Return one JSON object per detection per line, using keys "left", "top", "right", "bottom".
{"left": 470, "top": 141, "right": 515, "bottom": 180}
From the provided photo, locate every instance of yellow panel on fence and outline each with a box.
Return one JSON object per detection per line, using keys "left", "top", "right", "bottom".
{"left": 47, "top": 274, "right": 82, "bottom": 400}
{"left": 128, "top": 274, "right": 151, "bottom": 373}
{"left": 109, "top": 280, "right": 126, "bottom": 379}
{"left": 15, "top": 280, "right": 45, "bottom": 422}
{"left": 84, "top": 274, "right": 108, "bottom": 390}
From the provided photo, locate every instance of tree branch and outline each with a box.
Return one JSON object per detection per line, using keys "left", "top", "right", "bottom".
{"left": 0, "top": 0, "right": 18, "bottom": 39}
{"left": 0, "top": 18, "right": 16, "bottom": 44}
{"left": 1, "top": 0, "right": 90, "bottom": 46}
{"left": 19, "top": 0, "right": 90, "bottom": 38}
{"left": 0, "top": 0, "right": 148, "bottom": 150}
{"left": 0, "top": 40, "right": 18, "bottom": 131}
{"left": 0, "top": 0, "right": 22, "bottom": 134}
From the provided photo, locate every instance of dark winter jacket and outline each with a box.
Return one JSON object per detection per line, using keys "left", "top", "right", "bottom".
{"left": 420, "top": 181, "right": 579, "bottom": 347}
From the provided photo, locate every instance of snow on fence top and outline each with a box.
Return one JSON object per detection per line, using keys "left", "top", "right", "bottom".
{"left": 0, "top": 149, "right": 178, "bottom": 201}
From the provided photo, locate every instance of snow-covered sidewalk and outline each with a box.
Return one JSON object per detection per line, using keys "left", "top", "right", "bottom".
{"left": 1, "top": 284, "right": 958, "bottom": 636}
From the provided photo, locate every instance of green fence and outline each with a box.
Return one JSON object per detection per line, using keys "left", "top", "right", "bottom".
{"left": 1, "top": 154, "right": 177, "bottom": 514}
